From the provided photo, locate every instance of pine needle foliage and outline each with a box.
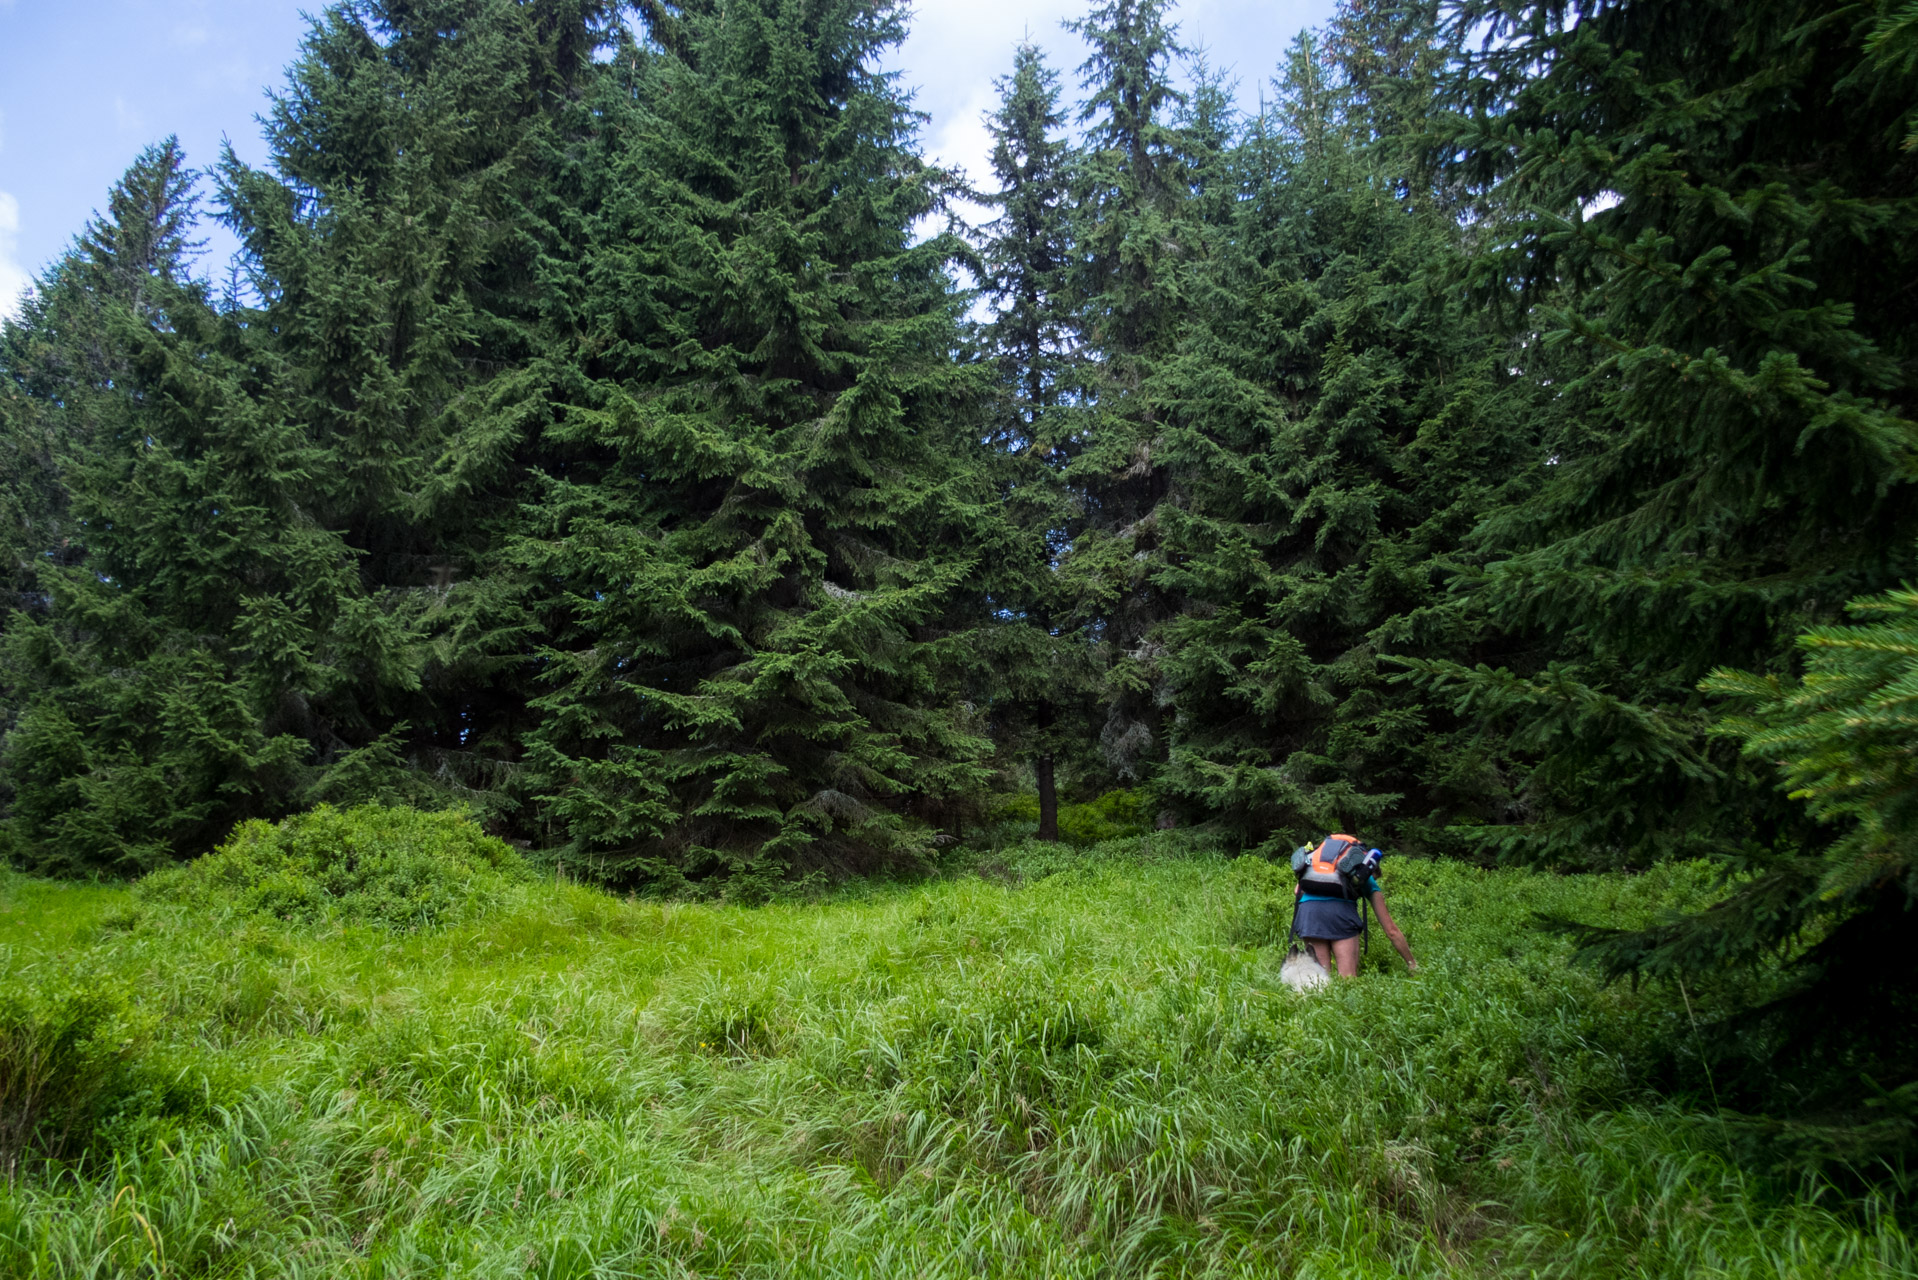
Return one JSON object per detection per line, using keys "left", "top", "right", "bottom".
{"left": 973, "top": 44, "right": 1104, "bottom": 837}
{"left": 505, "top": 0, "right": 1004, "bottom": 889}
{"left": 1565, "top": 591, "right": 1918, "bottom": 1091}
{"left": 1713, "top": 591, "right": 1918, "bottom": 879}
{"left": 1151, "top": 22, "right": 1546, "bottom": 852}
{"left": 1407, "top": 0, "right": 1918, "bottom": 1126}
{"left": 1402, "top": 0, "right": 1918, "bottom": 869}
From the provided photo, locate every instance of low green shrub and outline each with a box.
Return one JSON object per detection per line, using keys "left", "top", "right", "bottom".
{"left": 136, "top": 803, "right": 533, "bottom": 932}
{"left": 984, "top": 789, "right": 1154, "bottom": 848}
{"left": 0, "top": 973, "right": 143, "bottom": 1182}
{"left": 1056, "top": 789, "right": 1151, "bottom": 845}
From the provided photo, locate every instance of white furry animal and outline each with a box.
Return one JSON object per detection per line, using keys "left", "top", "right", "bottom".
{"left": 1279, "top": 950, "right": 1330, "bottom": 992}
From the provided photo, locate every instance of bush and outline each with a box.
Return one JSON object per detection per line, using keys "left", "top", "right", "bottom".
{"left": 0, "top": 975, "right": 142, "bottom": 1183}
{"left": 1056, "top": 788, "right": 1152, "bottom": 845}
{"left": 983, "top": 789, "right": 1154, "bottom": 847}
{"left": 136, "top": 804, "right": 534, "bottom": 932}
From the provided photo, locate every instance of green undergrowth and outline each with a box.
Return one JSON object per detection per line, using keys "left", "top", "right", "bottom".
{"left": 0, "top": 839, "right": 1909, "bottom": 1277}
{"left": 986, "top": 789, "right": 1155, "bottom": 847}
{"left": 135, "top": 804, "right": 536, "bottom": 932}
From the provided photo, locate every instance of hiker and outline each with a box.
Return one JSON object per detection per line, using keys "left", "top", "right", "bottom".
{"left": 1291, "top": 833, "right": 1417, "bottom": 978}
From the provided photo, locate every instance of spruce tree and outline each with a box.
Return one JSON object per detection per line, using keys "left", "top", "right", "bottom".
{"left": 218, "top": 0, "right": 627, "bottom": 815}
{"left": 0, "top": 141, "right": 364, "bottom": 872}
{"left": 0, "top": 2, "right": 627, "bottom": 872}
{"left": 508, "top": 0, "right": 1001, "bottom": 889}
{"left": 1411, "top": 0, "right": 1918, "bottom": 1100}
{"left": 1323, "top": 0, "right": 1449, "bottom": 176}
{"left": 980, "top": 43, "right": 1074, "bottom": 444}
{"left": 0, "top": 137, "right": 204, "bottom": 624}
{"left": 1670, "top": 594, "right": 1918, "bottom": 1083}
{"left": 1055, "top": 0, "right": 1199, "bottom": 786}
{"left": 974, "top": 42, "right": 1098, "bottom": 841}
{"left": 1407, "top": 0, "right": 1918, "bottom": 868}
{"left": 0, "top": 377, "right": 60, "bottom": 622}
{"left": 1151, "top": 31, "right": 1543, "bottom": 851}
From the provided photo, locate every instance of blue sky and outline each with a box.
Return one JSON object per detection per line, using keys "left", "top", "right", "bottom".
{"left": 0, "top": 0, "right": 1333, "bottom": 319}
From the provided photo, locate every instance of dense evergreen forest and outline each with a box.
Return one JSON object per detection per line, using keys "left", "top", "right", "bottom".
{"left": 4, "top": 0, "right": 1918, "bottom": 1197}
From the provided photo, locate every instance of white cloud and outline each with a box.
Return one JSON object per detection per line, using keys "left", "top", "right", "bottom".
{"left": 0, "top": 191, "right": 32, "bottom": 322}
{"left": 892, "top": 0, "right": 1085, "bottom": 190}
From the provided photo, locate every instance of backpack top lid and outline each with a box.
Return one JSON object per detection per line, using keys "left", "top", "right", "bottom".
{"left": 1311, "top": 834, "right": 1361, "bottom": 876}
{"left": 1296, "top": 833, "right": 1370, "bottom": 900}
{"left": 1290, "top": 833, "right": 1360, "bottom": 872}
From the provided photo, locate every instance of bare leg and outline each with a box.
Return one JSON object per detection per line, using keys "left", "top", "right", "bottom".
{"left": 1305, "top": 936, "right": 1362, "bottom": 977}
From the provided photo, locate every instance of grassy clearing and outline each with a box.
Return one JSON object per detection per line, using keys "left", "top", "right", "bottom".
{"left": 0, "top": 838, "right": 1909, "bottom": 1278}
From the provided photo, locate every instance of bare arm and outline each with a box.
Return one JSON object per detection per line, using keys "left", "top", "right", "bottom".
{"left": 1368, "top": 891, "right": 1417, "bottom": 972}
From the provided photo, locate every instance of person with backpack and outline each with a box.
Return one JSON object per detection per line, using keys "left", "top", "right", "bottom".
{"left": 1289, "top": 833, "right": 1418, "bottom": 977}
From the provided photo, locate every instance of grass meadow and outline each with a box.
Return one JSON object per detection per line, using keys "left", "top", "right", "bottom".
{"left": 0, "top": 836, "right": 1911, "bottom": 1278}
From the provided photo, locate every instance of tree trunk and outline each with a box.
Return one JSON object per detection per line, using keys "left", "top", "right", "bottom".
{"left": 1037, "top": 752, "right": 1059, "bottom": 843}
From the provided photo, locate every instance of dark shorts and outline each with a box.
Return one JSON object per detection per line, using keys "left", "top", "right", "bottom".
{"left": 1295, "top": 898, "right": 1364, "bottom": 941}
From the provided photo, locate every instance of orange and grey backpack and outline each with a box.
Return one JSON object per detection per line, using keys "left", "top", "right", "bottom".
{"left": 1290, "top": 833, "right": 1374, "bottom": 901}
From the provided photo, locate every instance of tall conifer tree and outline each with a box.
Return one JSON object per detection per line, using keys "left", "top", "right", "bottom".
{"left": 1056, "top": 0, "right": 1199, "bottom": 785}
{"left": 509, "top": 0, "right": 1001, "bottom": 889}
{"left": 0, "top": 2, "right": 627, "bottom": 871}
{"left": 0, "top": 137, "right": 207, "bottom": 624}
{"left": 1412, "top": 0, "right": 1918, "bottom": 867}
{"left": 974, "top": 43, "right": 1097, "bottom": 840}
{"left": 1152, "top": 31, "right": 1543, "bottom": 850}
{"left": 0, "top": 142, "right": 366, "bottom": 871}
{"left": 1419, "top": 0, "right": 1918, "bottom": 1095}
{"left": 980, "top": 43, "right": 1074, "bottom": 450}
{"left": 219, "top": 0, "right": 626, "bottom": 813}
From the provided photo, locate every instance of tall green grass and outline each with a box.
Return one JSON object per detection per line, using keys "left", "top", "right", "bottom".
{"left": 0, "top": 839, "right": 1908, "bottom": 1277}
